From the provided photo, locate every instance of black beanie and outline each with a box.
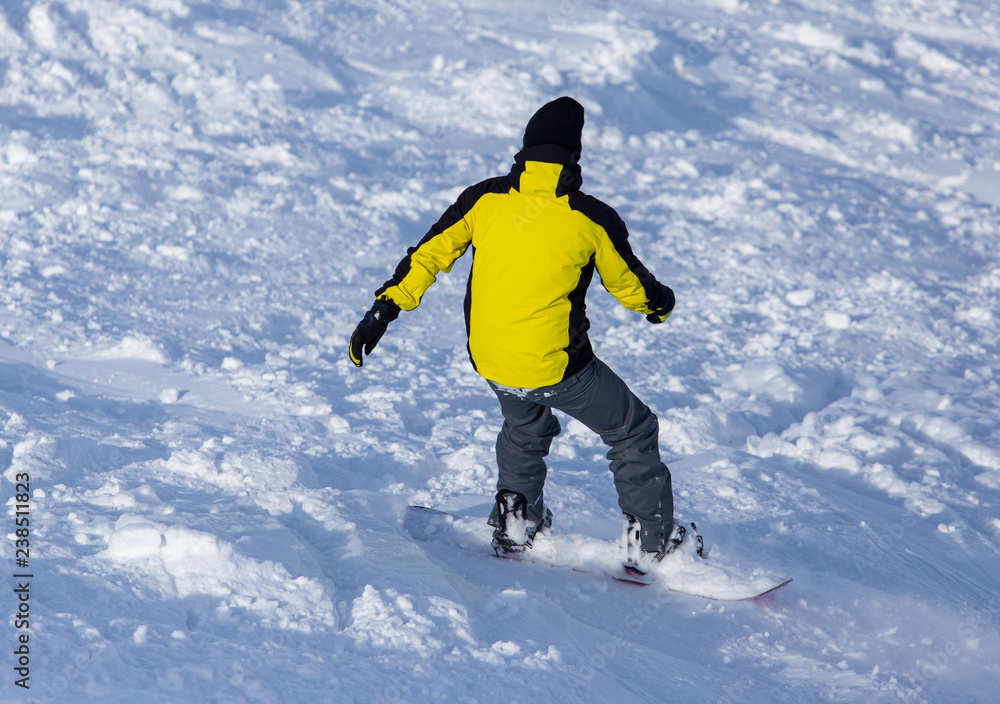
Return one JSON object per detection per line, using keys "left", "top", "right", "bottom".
{"left": 522, "top": 97, "right": 585, "bottom": 156}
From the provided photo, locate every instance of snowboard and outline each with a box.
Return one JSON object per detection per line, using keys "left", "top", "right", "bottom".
{"left": 403, "top": 505, "right": 792, "bottom": 602}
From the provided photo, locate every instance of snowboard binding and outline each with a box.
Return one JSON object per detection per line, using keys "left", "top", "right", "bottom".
{"left": 490, "top": 490, "right": 552, "bottom": 555}
{"left": 622, "top": 516, "right": 705, "bottom": 576}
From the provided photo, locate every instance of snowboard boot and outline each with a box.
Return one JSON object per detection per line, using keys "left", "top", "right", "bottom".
{"left": 490, "top": 490, "right": 553, "bottom": 554}
{"left": 622, "top": 515, "right": 699, "bottom": 575}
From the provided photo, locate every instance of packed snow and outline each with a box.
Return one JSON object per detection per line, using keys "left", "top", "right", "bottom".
{"left": 2, "top": 0, "right": 999, "bottom": 702}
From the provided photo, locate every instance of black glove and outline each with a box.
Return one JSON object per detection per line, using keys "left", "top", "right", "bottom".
{"left": 349, "top": 298, "right": 400, "bottom": 367}
{"left": 645, "top": 285, "right": 675, "bottom": 324}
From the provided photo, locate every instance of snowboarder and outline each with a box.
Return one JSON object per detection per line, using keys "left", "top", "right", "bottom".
{"left": 349, "top": 96, "right": 677, "bottom": 568}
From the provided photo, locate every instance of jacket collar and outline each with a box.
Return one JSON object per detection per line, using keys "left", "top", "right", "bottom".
{"left": 509, "top": 145, "right": 583, "bottom": 198}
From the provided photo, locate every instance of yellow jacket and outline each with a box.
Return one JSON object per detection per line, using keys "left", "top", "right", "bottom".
{"left": 376, "top": 145, "right": 672, "bottom": 388}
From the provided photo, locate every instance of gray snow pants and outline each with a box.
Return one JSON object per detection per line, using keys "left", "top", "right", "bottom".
{"left": 486, "top": 358, "right": 673, "bottom": 552}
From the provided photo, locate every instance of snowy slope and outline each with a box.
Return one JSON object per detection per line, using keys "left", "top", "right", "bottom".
{"left": 2, "top": 0, "right": 999, "bottom": 701}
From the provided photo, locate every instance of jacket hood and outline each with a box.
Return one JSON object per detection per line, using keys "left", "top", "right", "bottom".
{"left": 509, "top": 145, "right": 583, "bottom": 198}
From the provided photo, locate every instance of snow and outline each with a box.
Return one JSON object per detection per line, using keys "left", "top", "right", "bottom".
{"left": 1, "top": 0, "right": 999, "bottom": 702}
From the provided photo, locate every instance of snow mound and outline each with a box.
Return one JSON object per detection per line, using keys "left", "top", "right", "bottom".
{"left": 102, "top": 515, "right": 336, "bottom": 632}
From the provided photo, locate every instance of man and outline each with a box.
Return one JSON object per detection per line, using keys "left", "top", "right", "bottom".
{"left": 349, "top": 97, "right": 678, "bottom": 570}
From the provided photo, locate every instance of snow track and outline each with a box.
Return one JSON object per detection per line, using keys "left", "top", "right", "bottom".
{"left": 2, "top": 0, "right": 999, "bottom": 701}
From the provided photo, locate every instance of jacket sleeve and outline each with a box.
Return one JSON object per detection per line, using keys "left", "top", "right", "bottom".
{"left": 375, "top": 181, "right": 495, "bottom": 311}
{"left": 571, "top": 194, "right": 671, "bottom": 315}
